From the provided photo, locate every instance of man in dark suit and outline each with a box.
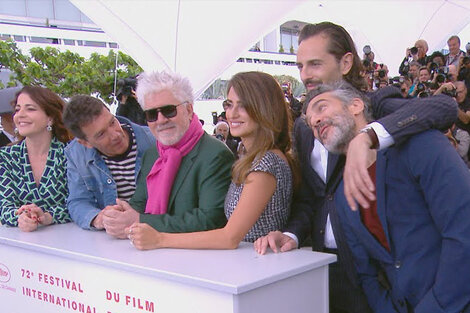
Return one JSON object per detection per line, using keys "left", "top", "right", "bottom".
{"left": 306, "top": 81, "right": 470, "bottom": 313}
{"left": 254, "top": 22, "right": 457, "bottom": 313}
{"left": 0, "top": 87, "right": 21, "bottom": 147}
{"left": 0, "top": 112, "right": 15, "bottom": 147}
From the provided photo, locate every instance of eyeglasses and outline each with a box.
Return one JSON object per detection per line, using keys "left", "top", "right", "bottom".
{"left": 144, "top": 101, "right": 188, "bottom": 122}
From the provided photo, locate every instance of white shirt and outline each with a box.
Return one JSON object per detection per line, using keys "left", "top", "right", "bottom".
{"left": 1, "top": 130, "right": 15, "bottom": 143}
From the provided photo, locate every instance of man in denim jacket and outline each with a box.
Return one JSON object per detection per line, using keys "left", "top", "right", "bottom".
{"left": 63, "top": 95, "right": 154, "bottom": 230}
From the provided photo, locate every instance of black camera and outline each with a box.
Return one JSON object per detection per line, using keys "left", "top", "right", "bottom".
{"left": 410, "top": 46, "right": 418, "bottom": 55}
{"left": 215, "top": 134, "right": 225, "bottom": 141}
{"left": 442, "top": 88, "right": 457, "bottom": 98}
{"left": 434, "top": 66, "right": 449, "bottom": 84}
{"left": 211, "top": 111, "right": 218, "bottom": 125}
{"left": 389, "top": 76, "right": 405, "bottom": 88}
{"left": 416, "top": 82, "right": 427, "bottom": 93}
{"left": 429, "top": 62, "right": 439, "bottom": 72}
{"left": 116, "top": 77, "right": 137, "bottom": 102}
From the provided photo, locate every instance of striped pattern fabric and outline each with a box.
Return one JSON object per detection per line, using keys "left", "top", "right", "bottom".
{"left": 102, "top": 124, "right": 137, "bottom": 201}
{"left": 0, "top": 137, "right": 71, "bottom": 226}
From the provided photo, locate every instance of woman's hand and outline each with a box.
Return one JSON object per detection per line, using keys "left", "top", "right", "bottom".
{"left": 126, "top": 223, "right": 163, "bottom": 250}
{"left": 16, "top": 204, "right": 53, "bottom": 232}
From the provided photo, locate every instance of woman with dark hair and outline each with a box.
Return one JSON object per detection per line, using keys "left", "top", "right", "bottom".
{"left": 0, "top": 86, "right": 73, "bottom": 231}
{"left": 125, "top": 71, "right": 298, "bottom": 250}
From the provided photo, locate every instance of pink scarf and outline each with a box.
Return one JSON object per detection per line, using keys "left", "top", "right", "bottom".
{"left": 145, "top": 114, "right": 204, "bottom": 214}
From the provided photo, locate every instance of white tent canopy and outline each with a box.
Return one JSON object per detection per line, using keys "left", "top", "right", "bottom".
{"left": 70, "top": 0, "right": 470, "bottom": 92}
{"left": 70, "top": 0, "right": 304, "bottom": 96}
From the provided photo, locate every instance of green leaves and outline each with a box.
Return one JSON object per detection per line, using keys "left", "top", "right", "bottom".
{"left": 0, "top": 41, "right": 142, "bottom": 103}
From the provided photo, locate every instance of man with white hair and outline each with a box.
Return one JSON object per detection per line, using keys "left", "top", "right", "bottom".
{"left": 214, "top": 120, "right": 238, "bottom": 155}
{"left": 101, "top": 71, "right": 234, "bottom": 238}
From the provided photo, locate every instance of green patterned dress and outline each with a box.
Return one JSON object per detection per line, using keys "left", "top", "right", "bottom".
{"left": 0, "top": 137, "right": 71, "bottom": 226}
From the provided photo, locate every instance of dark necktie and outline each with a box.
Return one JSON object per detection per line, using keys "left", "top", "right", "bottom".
{"left": 359, "top": 162, "right": 390, "bottom": 251}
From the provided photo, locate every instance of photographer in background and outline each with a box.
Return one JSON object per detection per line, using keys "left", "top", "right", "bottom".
{"left": 389, "top": 76, "right": 413, "bottom": 98}
{"left": 362, "top": 45, "right": 377, "bottom": 90}
{"left": 281, "top": 81, "right": 302, "bottom": 120}
{"left": 410, "top": 67, "right": 433, "bottom": 98}
{"left": 445, "top": 35, "right": 466, "bottom": 68}
{"left": 373, "top": 63, "right": 389, "bottom": 89}
{"left": 435, "top": 81, "right": 470, "bottom": 164}
{"left": 458, "top": 55, "right": 470, "bottom": 92}
{"left": 399, "top": 39, "right": 429, "bottom": 76}
{"left": 213, "top": 121, "right": 238, "bottom": 157}
{"left": 116, "top": 77, "right": 146, "bottom": 125}
{"left": 428, "top": 51, "right": 446, "bottom": 68}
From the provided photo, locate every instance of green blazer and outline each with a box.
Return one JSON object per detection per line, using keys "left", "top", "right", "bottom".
{"left": 129, "top": 133, "right": 234, "bottom": 233}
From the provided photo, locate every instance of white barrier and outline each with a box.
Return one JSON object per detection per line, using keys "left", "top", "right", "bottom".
{"left": 0, "top": 223, "right": 335, "bottom": 313}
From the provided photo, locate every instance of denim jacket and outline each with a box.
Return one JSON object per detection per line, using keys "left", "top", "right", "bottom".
{"left": 65, "top": 117, "right": 154, "bottom": 229}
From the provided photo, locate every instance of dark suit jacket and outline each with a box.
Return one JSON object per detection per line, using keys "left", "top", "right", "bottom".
{"left": 284, "top": 87, "right": 457, "bottom": 312}
{"left": 130, "top": 133, "right": 234, "bottom": 233}
{"left": 336, "top": 130, "right": 470, "bottom": 313}
{"left": 0, "top": 131, "right": 12, "bottom": 147}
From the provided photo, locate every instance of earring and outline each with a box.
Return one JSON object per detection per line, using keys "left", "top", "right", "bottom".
{"left": 14, "top": 128, "right": 18, "bottom": 135}
{"left": 46, "top": 124, "right": 52, "bottom": 132}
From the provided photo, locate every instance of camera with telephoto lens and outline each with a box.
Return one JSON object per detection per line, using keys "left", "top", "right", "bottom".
{"left": 116, "top": 77, "right": 137, "bottom": 102}
{"left": 435, "top": 66, "right": 449, "bottom": 84}
{"left": 416, "top": 82, "right": 427, "bottom": 93}
{"left": 416, "top": 82, "right": 431, "bottom": 98}
{"left": 429, "top": 62, "right": 439, "bottom": 72}
{"left": 410, "top": 46, "right": 418, "bottom": 55}
{"left": 390, "top": 76, "right": 404, "bottom": 88}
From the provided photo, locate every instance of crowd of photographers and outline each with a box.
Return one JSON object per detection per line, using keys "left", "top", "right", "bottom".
{"left": 359, "top": 35, "right": 470, "bottom": 166}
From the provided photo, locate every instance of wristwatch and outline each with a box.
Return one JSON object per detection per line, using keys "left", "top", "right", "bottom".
{"left": 359, "top": 127, "right": 379, "bottom": 149}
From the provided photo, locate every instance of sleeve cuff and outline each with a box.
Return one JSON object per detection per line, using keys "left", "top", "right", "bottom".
{"left": 283, "top": 232, "right": 299, "bottom": 248}
{"left": 368, "top": 122, "right": 395, "bottom": 150}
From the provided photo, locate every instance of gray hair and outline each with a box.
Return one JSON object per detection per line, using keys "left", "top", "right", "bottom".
{"left": 136, "top": 71, "right": 194, "bottom": 109}
{"left": 215, "top": 120, "right": 229, "bottom": 130}
{"left": 303, "top": 80, "right": 373, "bottom": 122}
